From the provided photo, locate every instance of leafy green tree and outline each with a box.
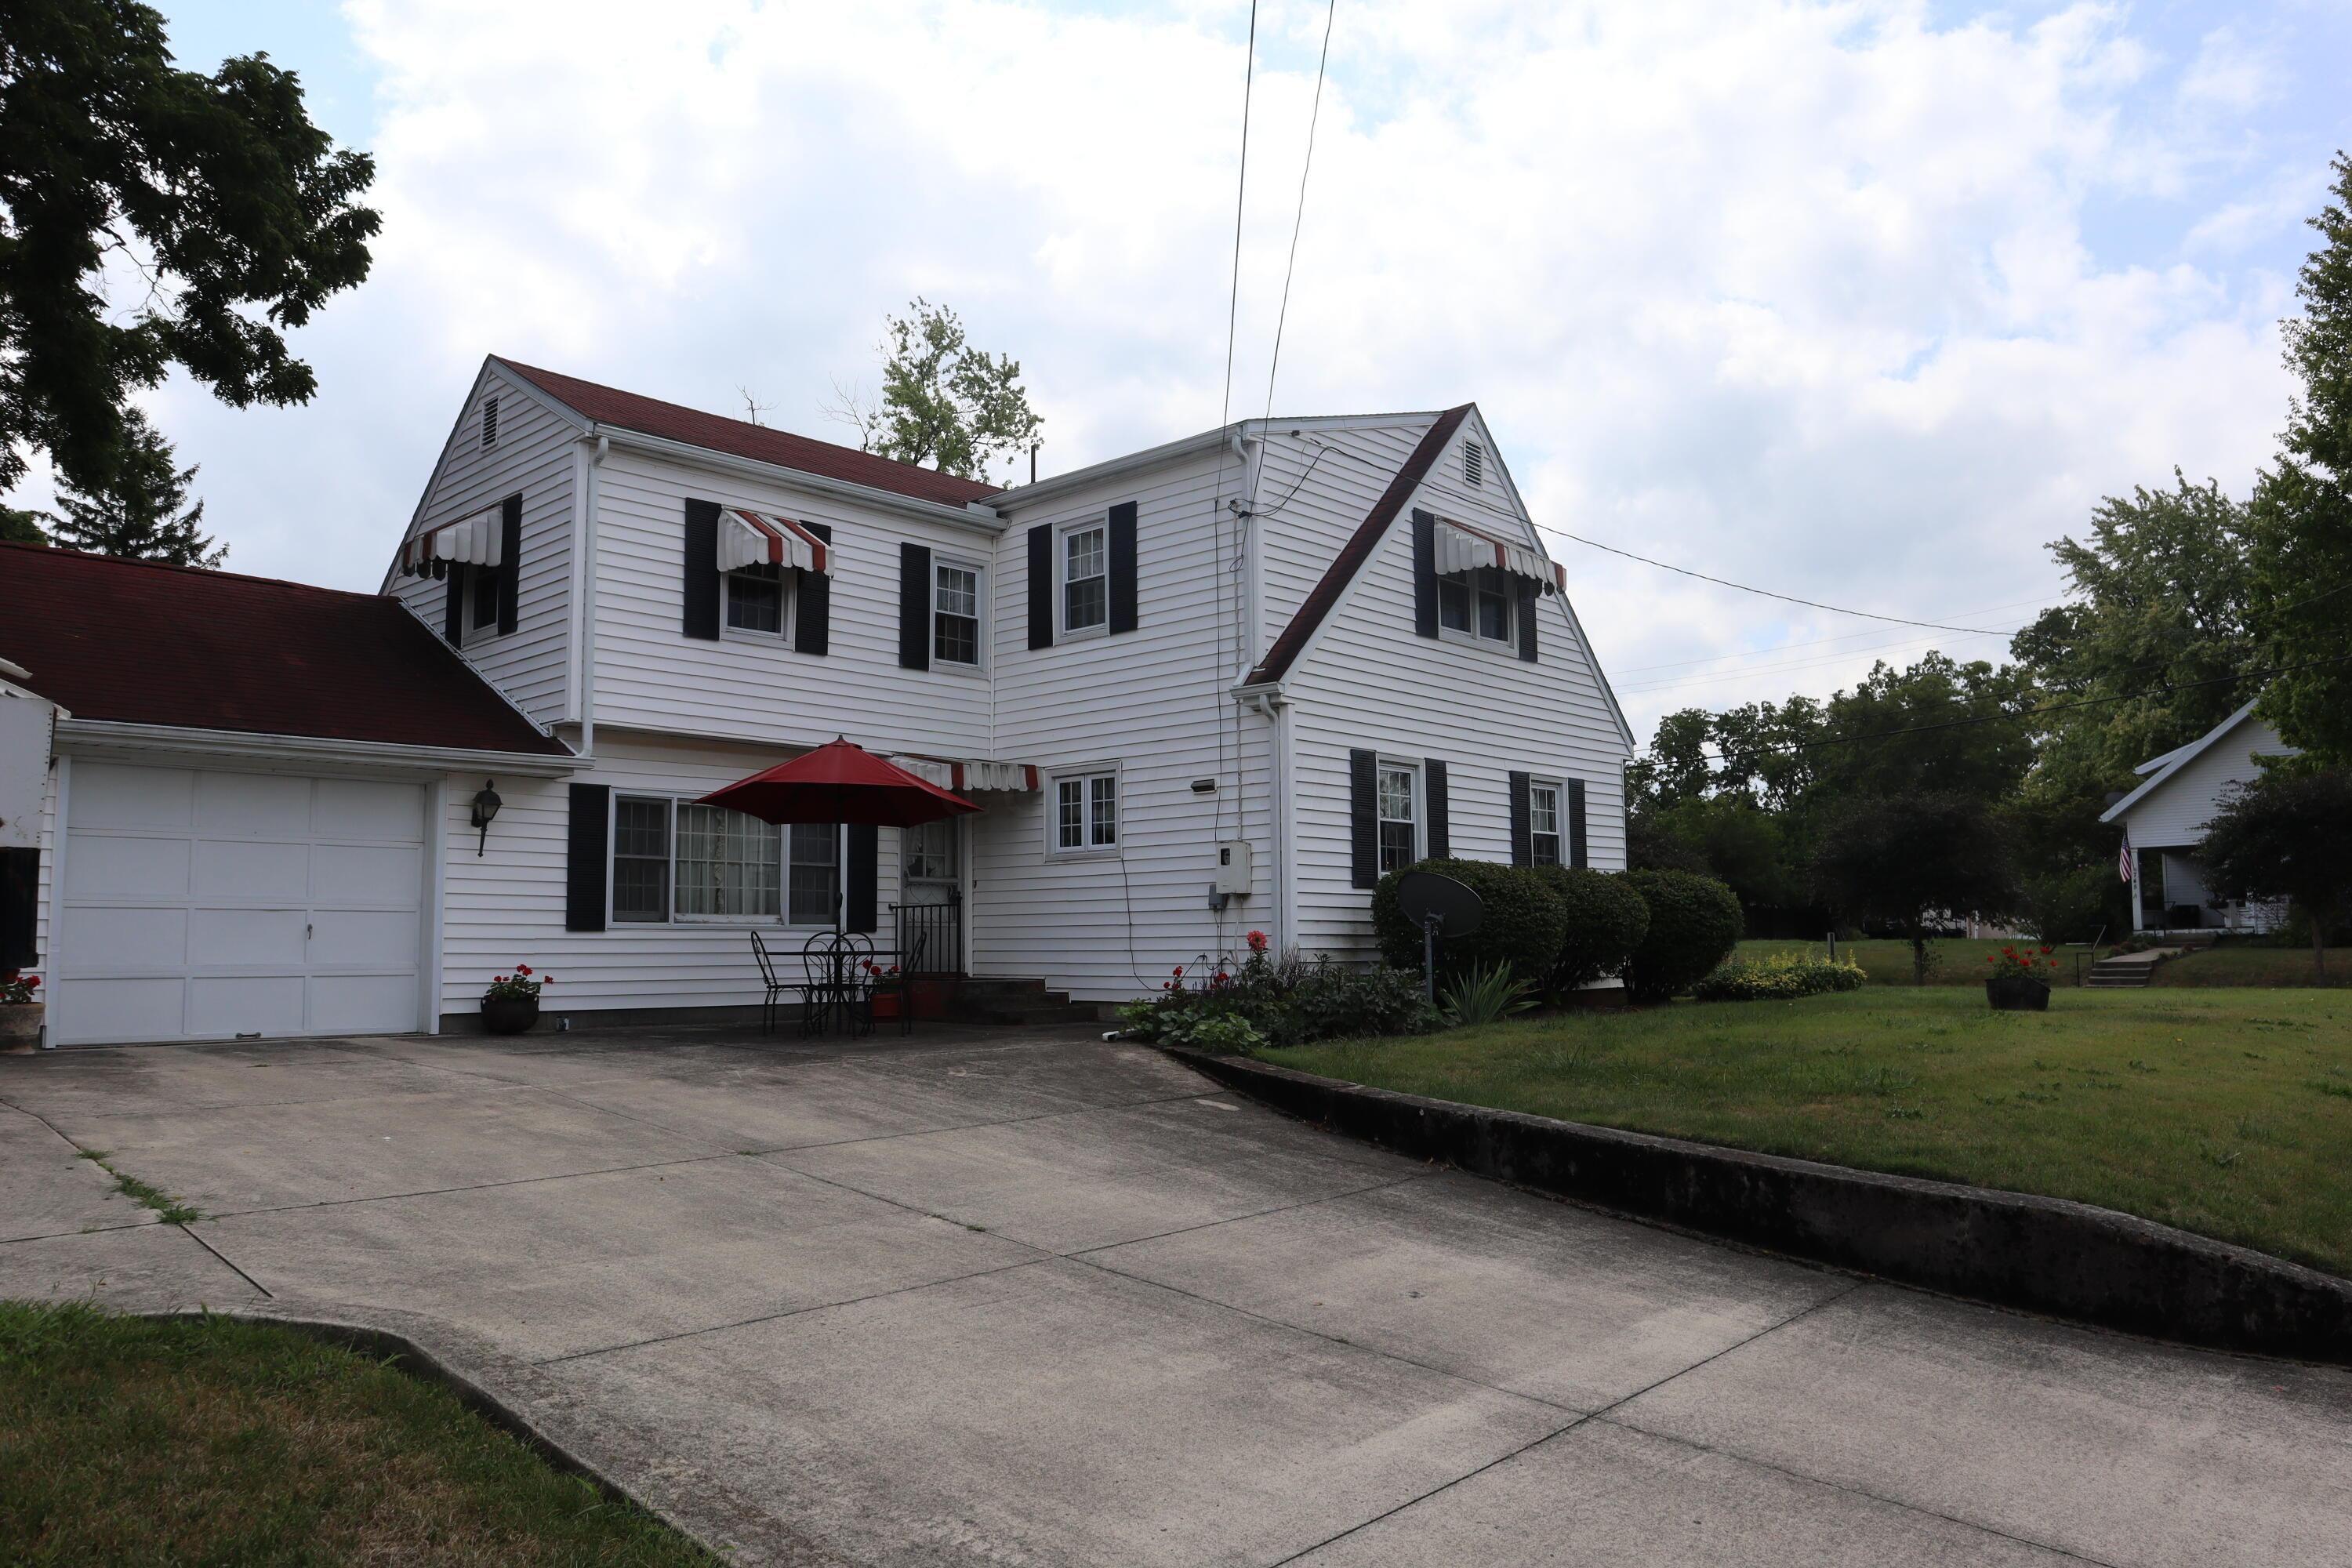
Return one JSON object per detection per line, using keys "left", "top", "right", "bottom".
{"left": 1812, "top": 792, "right": 2019, "bottom": 985}
{"left": 0, "top": 0, "right": 378, "bottom": 499}
{"left": 45, "top": 407, "right": 221, "bottom": 564}
{"left": 2198, "top": 766, "right": 2352, "bottom": 981}
{"left": 1806, "top": 654, "right": 2037, "bottom": 808}
{"left": 828, "top": 299, "right": 1043, "bottom": 484}
{"left": 0, "top": 506, "right": 45, "bottom": 545}
{"left": 2249, "top": 154, "right": 2352, "bottom": 764}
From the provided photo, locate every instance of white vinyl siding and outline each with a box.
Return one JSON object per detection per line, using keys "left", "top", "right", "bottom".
{"left": 2115, "top": 715, "right": 2293, "bottom": 848}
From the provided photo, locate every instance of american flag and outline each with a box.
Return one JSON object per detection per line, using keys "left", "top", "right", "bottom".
{"left": 2118, "top": 826, "right": 2135, "bottom": 884}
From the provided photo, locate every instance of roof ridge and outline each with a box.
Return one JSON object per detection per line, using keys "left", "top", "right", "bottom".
{"left": 490, "top": 355, "right": 1004, "bottom": 500}
{"left": 0, "top": 539, "right": 384, "bottom": 602}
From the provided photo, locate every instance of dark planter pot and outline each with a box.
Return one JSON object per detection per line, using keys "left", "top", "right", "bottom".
{"left": 869, "top": 990, "right": 902, "bottom": 1021}
{"left": 1986, "top": 974, "right": 2051, "bottom": 1011}
{"left": 481, "top": 995, "right": 540, "bottom": 1035}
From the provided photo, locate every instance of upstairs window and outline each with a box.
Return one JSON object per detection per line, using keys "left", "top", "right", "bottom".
{"left": 724, "top": 562, "right": 786, "bottom": 636}
{"left": 465, "top": 563, "right": 505, "bottom": 642}
{"left": 935, "top": 560, "right": 981, "bottom": 666}
{"left": 1529, "top": 780, "right": 1563, "bottom": 867}
{"left": 1062, "top": 522, "right": 1108, "bottom": 635}
{"left": 482, "top": 395, "right": 499, "bottom": 448}
{"left": 1377, "top": 762, "right": 1418, "bottom": 875}
{"left": 1437, "top": 564, "right": 1512, "bottom": 644}
{"left": 1052, "top": 770, "right": 1119, "bottom": 853}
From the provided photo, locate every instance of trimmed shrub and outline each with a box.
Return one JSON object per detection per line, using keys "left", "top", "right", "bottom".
{"left": 1117, "top": 945, "right": 1437, "bottom": 1048}
{"left": 1371, "top": 858, "right": 1568, "bottom": 983}
{"left": 1621, "top": 869, "right": 1744, "bottom": 1002}
{"left": 1692, "top": 951, "right": 1866, "bottom": 1002}
{"left": 1530, "top": 866, "right": 1650, "bottom": 991}
{"left": 1276, "top": 960, "right": 1438, "bottom": 1045}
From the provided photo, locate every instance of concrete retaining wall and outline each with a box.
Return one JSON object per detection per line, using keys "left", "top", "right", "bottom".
{"left": 1169, "top": 1049, "right": 2352, "bottom": 1364}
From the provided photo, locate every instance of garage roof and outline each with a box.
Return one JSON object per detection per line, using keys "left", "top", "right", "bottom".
{"left": 0, "top": 543, "right": 572, "bottom": 757}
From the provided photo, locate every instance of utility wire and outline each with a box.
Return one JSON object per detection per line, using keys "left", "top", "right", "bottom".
{"left": 1208, "top": 1, "right": 1260, "bottom": 914}
{"left": 1263, "top": 0, "right": 1338, "bottom": 419}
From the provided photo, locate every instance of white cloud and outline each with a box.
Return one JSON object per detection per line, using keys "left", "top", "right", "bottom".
{"left": 24, "top": 0, "right": 2309, "bottom": 749}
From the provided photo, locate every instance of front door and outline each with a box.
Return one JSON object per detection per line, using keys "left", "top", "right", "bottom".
{"left": 900, "top": 818, "right": 962, "bottom": 973}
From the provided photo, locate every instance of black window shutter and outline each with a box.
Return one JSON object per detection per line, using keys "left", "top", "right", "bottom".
{"left": 898, "top": 542, "right": 932, "bottom": 670}
{"left": 1568, "top": 779, "right": 1588, "bottom": 869}
{"left": 0, "top": 846, "right": 38, "bottom": 969}
{"left": 846, "top": 825, "right": 879, "bottom": 933}
{"left": 565, "top": 783, "right": 611, "bottom": 932}
{"left": 1108, "top": 500, "right": 1138, "bottom": 634}
{"left": 1411, "top": 509, "right": 1439, "bottom": 639}
{"left": 795, "top": 522, "right": 831, "bottom": 655}
{"left": 497, "top": 493, "right": 522, "bottom": 637}
{"left": 1515, "top": 579, "right": 1540, "bottom": 662}
{"left": 1425, "top": 759, "right": 1450, "bottom": 860}
{"left": 1508, "top": 771, "right": 1533, "bottom": 867}
{"left": 682, "top": 499, "right": 721, "bottom": 640}
{"left": 1026, "top": 524, "right": 1053, "bottom": 649}
{"left": 1349, "top": 748, "right": 1379, "bottom": 890}
{"left": 443, "top": 564, "right": 463, "bottom": 645}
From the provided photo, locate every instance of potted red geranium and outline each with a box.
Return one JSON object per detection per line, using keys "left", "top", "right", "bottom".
{"left": 481, "top": 964, "right": 553, "bottom": 1035}
{"left": 1, "top": 969, "right": 42, "bottom": 1054}
{"left": 1984, "top": 945, "right": 2057, "bottom": 1011}
{"left": 864, "top": 960, "right": 905, "bottom": 1021}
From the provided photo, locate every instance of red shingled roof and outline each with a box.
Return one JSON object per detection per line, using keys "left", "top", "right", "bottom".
{"left": 494, "top": 358, "right": 1002, "bottom": 510}
{"left": 0, "top": 543, "right": 572, "bottom": 757}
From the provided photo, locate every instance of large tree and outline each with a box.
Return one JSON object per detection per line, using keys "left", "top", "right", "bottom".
{"left": 0, "top": 0, "right": 378, "bottom": 500}
{"left": 1812, "top": 791, "right": 2019, "bottom": 985}
{"left": 2249, "top": 153, "right": 2352, "bottom": 764}
{"left": 45, "top": 405, "right": 220, "bottom": 564}
{"left": 827, "top": 298, "right": 1043, "bottom": 484}
{"left": 0, "top": 505, "right": 45, "bottom": 545}
{"left": 2198, "top": 766, "right": 2352, "bottom": 980}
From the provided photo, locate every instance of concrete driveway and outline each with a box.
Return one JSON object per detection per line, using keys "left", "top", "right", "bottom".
{"left": 2, "top": 1027, "right": 2346, "bottom": 1566}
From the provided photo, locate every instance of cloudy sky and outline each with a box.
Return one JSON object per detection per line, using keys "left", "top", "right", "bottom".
{"left": 22, "top": 0, "right": 2350, "bottom": 746}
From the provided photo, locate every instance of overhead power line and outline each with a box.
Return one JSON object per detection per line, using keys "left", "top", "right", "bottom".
{"left": 1263, "top": 0, "right": 1338, "bottom": 419}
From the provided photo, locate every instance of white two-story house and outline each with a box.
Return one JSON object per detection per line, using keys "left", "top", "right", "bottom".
{"left": 9, "top": 356, "right": 1633, "bottom": 1044}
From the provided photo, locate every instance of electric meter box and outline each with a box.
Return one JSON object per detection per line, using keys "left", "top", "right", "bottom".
{"left": 1213, "top": 839, "right": 1253, "bottom": 896}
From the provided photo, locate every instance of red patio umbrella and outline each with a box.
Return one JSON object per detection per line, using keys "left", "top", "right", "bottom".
{"left": 697, "top": 737, "right": 981, "bottom": 827}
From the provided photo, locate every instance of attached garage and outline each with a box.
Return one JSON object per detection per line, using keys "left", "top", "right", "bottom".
{"left": 54, "top": 763, "right": 430, "bottom": 1045}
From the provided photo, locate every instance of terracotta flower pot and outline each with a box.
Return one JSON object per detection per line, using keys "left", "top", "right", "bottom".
{"left": 1985, "top": 975, "right": 2051, "bottom": 1012}
{"left": 0, "top": 1004, "right": 42, "bottom": 1054}
{"left": 481, "top": 995, "right": 540, "bottom": 1036}
{"left": 869, "top": 990, "right": 902, "bottom": 1021}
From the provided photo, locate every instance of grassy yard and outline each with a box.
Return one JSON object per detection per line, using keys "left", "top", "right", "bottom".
{"left": 2151, "top": 945, "right": 2350, "bottom": 989}
{"left": 1263, "top": 988, "right": 2352, "bottom": 1276}
{"left": 1736, "top": 937, "right": 2081, "bottom": 985}
{"left": 0, "top": 1304, "right": 711, "bottom": 1567}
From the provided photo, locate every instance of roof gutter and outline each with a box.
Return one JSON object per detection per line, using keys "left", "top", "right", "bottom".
{"left": 53, "top": 718, "right": 583, "bottom": 779}
{"left": 990, "top": 423, "right": 1248, "bottom": 513}
{"left": 591, "top": 425, "right": 1004, "bottom": 535}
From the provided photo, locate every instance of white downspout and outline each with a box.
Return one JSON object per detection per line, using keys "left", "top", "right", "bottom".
{"left": 579, "top": 433, "right": 607, "bottom": 757}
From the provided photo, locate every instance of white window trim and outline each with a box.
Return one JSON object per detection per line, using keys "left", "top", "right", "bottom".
{"left": 607, "top": 791, "right": 844, "bottom": 927}
{"left": 720, "top": 563, "right": 795, "bottom": 645}
{"left": 1376, "top": 757, "right": 1422, "bottom": 875}
{"left": 1057, "top": 517, "right": 1111, "bottom": 641}
{"left": 1528, "top": 777, "right": 1565, "bottom": 868}
{"left": 931, "top": 554, "right": 987, "bottom": 673}
{"left": 1045, "top": 764, "right": 1122, "bottom": 858}
{"left": 1436, "top": 566, "right": 1513, "bottom": 650}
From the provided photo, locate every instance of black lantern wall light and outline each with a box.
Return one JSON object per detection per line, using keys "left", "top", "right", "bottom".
{"left": 470, "top": 779, "right": 503, "bottom": 856}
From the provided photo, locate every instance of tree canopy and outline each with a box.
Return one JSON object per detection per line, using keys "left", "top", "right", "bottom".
{"left": 828, "top": 299, "right": 1044, "bottom": 484}
{"left": 45, "top": 405, "right": 220, "bottom": 564}
{"left": 2198, "top": 766, "right": 2352, "bottom": 978}
{"left": 1812, "top": 792, "right": 2019, "bottom": 984}
{"left": 2249, "top": 153, "right": 2352, "bottom": 765}
{"left": 0, "top": 0, "right": 379, "bottom": 499}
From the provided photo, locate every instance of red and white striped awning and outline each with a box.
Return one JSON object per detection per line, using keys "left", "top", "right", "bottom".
{"left": 1436, "top": 520, "right": 1561, "bottom": 594}
{"left": 401, "top": 507, "right": 502, "bottom": 574}
{"left": 888, "top": 755, "right": 1040, "bottom": 793}
{"left": 721, "top": 509, "right": 829, "bottom": 575}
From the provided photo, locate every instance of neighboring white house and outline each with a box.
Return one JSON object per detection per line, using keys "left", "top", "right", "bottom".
{"left": 2100, "top": 699, "right": 2296, "bottom": 934}
{"left": 5, "top": 356, "right": 1634, "bottom": 1044}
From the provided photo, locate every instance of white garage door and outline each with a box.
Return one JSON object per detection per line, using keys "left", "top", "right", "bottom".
{"left": 56, "top": 762, "right": 426, "bottom": 1045}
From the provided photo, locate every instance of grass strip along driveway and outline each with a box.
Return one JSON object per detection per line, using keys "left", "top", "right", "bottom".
{"left": 1737, "top": 937, "right": 2350, "bottom": 987}
{"left": 1264, "top": 989, "right": 2352, "bottom": 1277}
{"left": 0, "top": 1303, "right": 712, "bottom": 1567}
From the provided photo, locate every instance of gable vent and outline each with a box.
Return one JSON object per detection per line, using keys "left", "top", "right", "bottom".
{"left": 481, "top": 395, "right": 499, "bottom": 449}
{"left": 1462, "top": 441, "right": 1484, "bottom": 488}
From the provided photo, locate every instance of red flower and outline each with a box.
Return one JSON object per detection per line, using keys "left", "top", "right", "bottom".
{"left": 22, "top": 976, "right": 35, "bottom": 989}
{"left": 2038, "top": 946, "right": 2051, "bottom": 956}
{"left": 517, "top": 964, "right": 532, "bottom": 975}
{"left": 1246, "top": 930, "right": 1269, "bottom": 954}
{"left": 1172, "top": 966, "right": 1184, "bottom": 976}
{"left": 1985, "top": 956, "right": 1995, "bottom": 964}
{"left": 542, "top": 975, "right": 554, "bottom": 984}
{"left": 1214, "top": 971, "right": 1229, "bottom": 984}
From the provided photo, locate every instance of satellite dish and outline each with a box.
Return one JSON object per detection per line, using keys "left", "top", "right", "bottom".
{"left": 1399, "top": 871, "right": 1483, "bottom": 936}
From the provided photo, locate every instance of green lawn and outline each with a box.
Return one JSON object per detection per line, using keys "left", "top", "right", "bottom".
{"left": 0, "top": 1305, "right": 712, "bottom": 1567}
{"left": 1736, "top": 937, "right": 2081, "bottom": 985}
{"left": 2151, "top": 945, "right": 2350, "bottom": 989}
{"left": 1263, "top": 989, "right": 2352, "bottom": 1276}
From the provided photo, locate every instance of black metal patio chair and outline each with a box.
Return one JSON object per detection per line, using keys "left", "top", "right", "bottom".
{"left": 748, "top": 930, "right": 790, "bottom": 1034}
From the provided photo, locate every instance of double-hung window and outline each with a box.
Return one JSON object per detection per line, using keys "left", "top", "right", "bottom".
{"left": 1062, "top": 522, "right": 1108, "bottom": 635}
{"left": 1437, "top": 565, "right": 1511, "bottom": 644}
{"left": 1528, "top": 781, "right": 1563, "bottom": 867}
{"left": 934, "top": 559, "right": 981, "bottom": 666}
{"left": 724, "top": 561, "right": 786, "bottom": 636}
{"left": 1377, "top": 762, "right": 1419, "bottom": 875}
{"left": 1051, "top": 770, "right": 1118, "bottom": 854}
{"left": 610, "top": 794, "right": 840, "bottom": 924}
{"left": 463, "top": 564, "right": 504, "bottom": 644}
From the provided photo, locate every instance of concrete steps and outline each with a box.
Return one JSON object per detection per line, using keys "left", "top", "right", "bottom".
{"left": 948, "top": 978, "right": 1105, "bottom": 1028}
